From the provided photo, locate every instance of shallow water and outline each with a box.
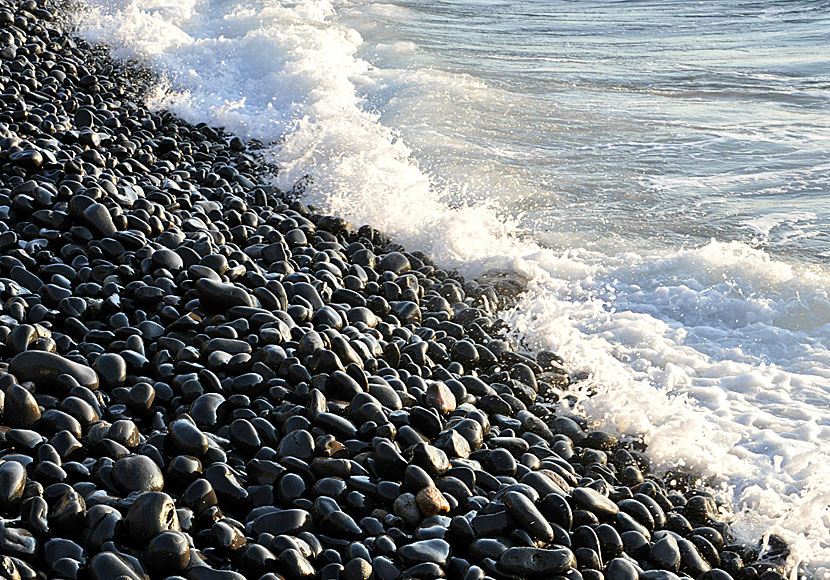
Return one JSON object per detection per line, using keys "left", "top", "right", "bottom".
{"left": 75, "top": 0, "right": 830, "bottom": 575}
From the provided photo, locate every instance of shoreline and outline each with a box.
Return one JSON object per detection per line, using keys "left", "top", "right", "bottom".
{"left": 0, "top": 1, "right": 790, "bottom": 580}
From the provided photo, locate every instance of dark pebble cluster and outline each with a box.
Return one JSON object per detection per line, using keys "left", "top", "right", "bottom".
{"left": 0, "top": 1, "right": 792, "bottom": 580}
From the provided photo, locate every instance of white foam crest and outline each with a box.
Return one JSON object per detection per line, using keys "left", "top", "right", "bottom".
{"left": 74, "top": 0, "right": 524, "bottom": 273}
{"left": 73, "top": 0, "right": 830, "bottom": 574}
{"left": 507, "top": 241, "right": 830, "bottom": 576}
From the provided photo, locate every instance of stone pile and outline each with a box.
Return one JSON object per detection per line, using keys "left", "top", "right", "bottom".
{"left": 0, "top": 1, "right": 789, "bottom": 579}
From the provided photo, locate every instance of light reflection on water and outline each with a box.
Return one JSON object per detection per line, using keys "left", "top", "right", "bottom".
{"left": 341, "top": 0, "right": 830, "bottom": 262}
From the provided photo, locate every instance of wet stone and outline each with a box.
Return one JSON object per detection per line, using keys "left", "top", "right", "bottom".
{"left": 412, "top": 443, "right": 450, "bottom": 477}
{"left": 205, "top": 464, "right": 249, "bottom": 505}
{"left": 212, "top": 520, "right": 247, "bottom": 551}
{"left": 426, "top": 382, "right": 456, "bottom": 414}
{"left": 126, "top": 492, "right": 180, "bottom": 545}
{"left": 572, "top": 486, "right": 619, "bottom": 519}
{"left": 196, "top": 278, "right": 255, "bottom": 310}
{"left": 183, "top": 479, "right": 218, "bottom": 514}
{"left": 112, "top": 454, "right": 164, "bottom": 494}
{"left": 377, "top": 252, "right": 410, "bottom": 274}
{"left": 0, "top": 9, "right": 772, "bottom": 580}
{"left": 48, "top": 489, "right": 87, "bottom": 536}
{"left": 497, "top": 547, "right": 576, "bottom": 577}
{"left": 169, "top": 419, "right": 210, "bottom": 456}
{"left": 2, "top": 385, "right": 40, "bottom": 429}
{"left": 322, "top": 510, "right": 363, "bottom": 538}
{"left": 484, "top": 448, "right": 516, "bottom": 476}
{"left": 504, "top": 490, "right": 553, "bottom": 542}
{"left": 0, "top": 462, "right": 27, "bottom": 513}
{"left": 651, "top": 535, "right": 682, "bottom": 572}
{"left": 398, "top": 539, "right": 451, "bottom": 566}
{"left": 416, "top": 485, "right": 450, "bottom": 516}
{"left": 143, "top": 530, "right": 190, "bottom": 574}
{"left": 278, "top": 429, "right": 315, "bottom": 460}
{"left": 9, "top": 351, "right": 99, "bottom": 390}
{"left": 96, "top": 353, "right": 127, "bottom": 388}
{"left": 251, "top": 509, "right": 313, "bottom": 536}
{"left": 151, "top": 249, "right": 184, "bottom": 272}
{"left": 88, "top": 551, "right": 148, "bottom": 580}
{"left": 606, "top": 557, "right": 641, "bottom": 580}
{"left": 83, "top": 203, "right": 118, "bottom": 237}
{"left": 0, "top": 522, "right": 36, "bottom": 559}
{"left": 20, "top": 497, "right": 49, "bottom": 537}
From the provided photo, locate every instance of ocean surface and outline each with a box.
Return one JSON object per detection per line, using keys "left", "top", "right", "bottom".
{"left": 74, "top": 0, "right": 830, "bottom": 575}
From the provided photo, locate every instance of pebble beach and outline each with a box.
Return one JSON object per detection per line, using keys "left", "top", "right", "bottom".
{"left": 0, "top": 2, "right": 796, "bottom": 580}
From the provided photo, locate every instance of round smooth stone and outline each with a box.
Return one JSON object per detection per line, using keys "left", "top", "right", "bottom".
{"left": 143, "top": 530, "right": 191, "bottom": 573}
{"left": 3, "top": 385, "right": 41, "bottom": 429}
{"left": 112, "top": 455, "right": 164, "bottom": 494}
{"left": 168, "top": 419, "right": 209, "bottom": 456}
{"left": 151, "top": 249, "right": 184, "bottom": 272}
{"left": 377, "top": 252, "right": 410, "bottom": 274}
{"left": 504, "top": 490, "right": 553, "bottom": 542}
{"left": 278, "top": 430, "right": 315, "bottom": 460}
{"left": 95, "top": 353, "right": 127, "bottom": 388}
{"left": 88, "top": 551, "right": 148, "bottom": 580}
{"left": 0, "top": 462, "right": 27, "bottom": 511}
{"left": 126, "top": 492, "right": 180, "bottom": 545}
{"left": 83, "top": 203, "right": 118, "bottom": 236}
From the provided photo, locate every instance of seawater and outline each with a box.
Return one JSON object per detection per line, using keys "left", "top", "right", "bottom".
{"left": 73, "top": 0, "right": 830, "bottom": 575}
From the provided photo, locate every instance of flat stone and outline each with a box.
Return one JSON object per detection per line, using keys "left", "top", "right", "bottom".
{"left": 251, "top": 509, "right": 312, "bottom": 536}
{"left": 572, "top": 486, "right": 620, "bottom": 519}
{"left": 398, "top": 539, "right": 451, "bottom": 566}
{"left": 196, "top": 278, "right": 254, "bottom": 310}
{"left": 89, "top": 551, "right": 148, "bottom": 580}
{"left": 203, "top": 338, "right": 252, "bottom": 355}
{"left": 497, "top": 547, "right": 576, "bottom": 577}
{"left": 9, "top": 351, "right": 99, "bottom": 390}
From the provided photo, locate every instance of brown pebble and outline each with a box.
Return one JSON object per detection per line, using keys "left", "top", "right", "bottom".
{"left": 416, "top": 485, "right": 450, "bottom": 516}
{"left": 426, "top": 382, "right": 456, "bottom": 415}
